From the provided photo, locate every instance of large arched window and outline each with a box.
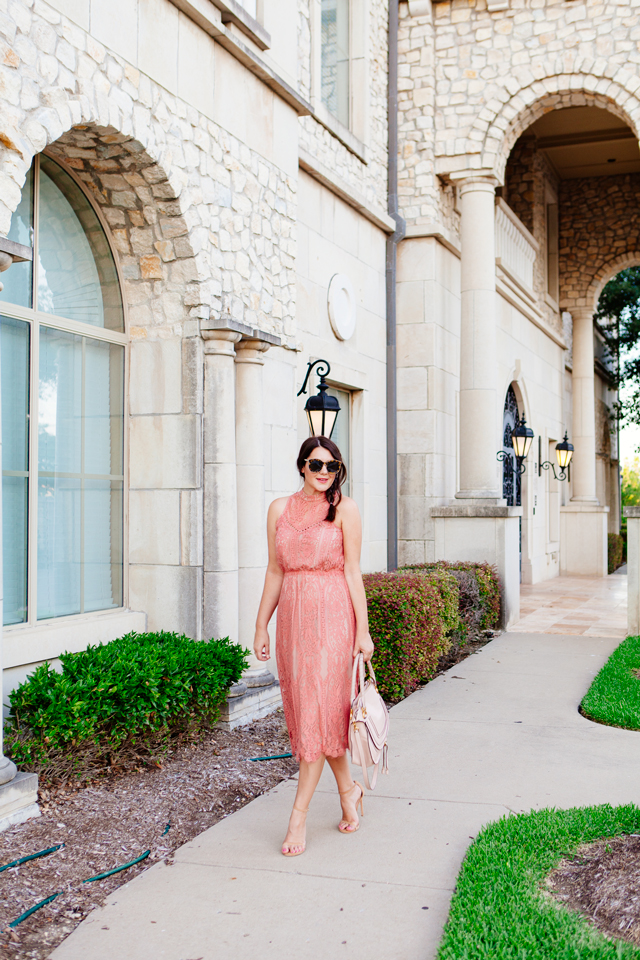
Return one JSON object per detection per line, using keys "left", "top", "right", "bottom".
{"left": 1, "top": 154, "right": 125, "bottom": 625}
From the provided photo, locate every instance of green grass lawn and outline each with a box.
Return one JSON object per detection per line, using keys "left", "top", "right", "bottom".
{"left": 581, "top": 635, "right": 640, "bottom": 731}
{"left": 437, "top": 804, "right": 640, "bottom": 960}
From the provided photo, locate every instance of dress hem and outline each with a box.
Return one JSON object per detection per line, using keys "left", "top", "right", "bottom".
{"left": 294, "top": 747, "right": 348, "bottom": 763}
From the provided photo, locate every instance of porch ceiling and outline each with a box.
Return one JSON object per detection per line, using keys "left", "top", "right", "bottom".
{"left": 528, "top": 106, "right": 640, "bottom": 180}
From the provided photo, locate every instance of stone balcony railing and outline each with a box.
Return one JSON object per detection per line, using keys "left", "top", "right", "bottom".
{"left": 494, "top": 198, "right": 539, "bottom": 300}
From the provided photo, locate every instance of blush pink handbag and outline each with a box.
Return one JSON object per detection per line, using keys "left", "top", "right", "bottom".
{"left": 348, "top": 654, "right": 389, "bottom": 790}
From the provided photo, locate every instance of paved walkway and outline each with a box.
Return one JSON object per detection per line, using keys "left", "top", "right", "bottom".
{"left": 52, "top": 579, "right": 639, "bottom": 960}
{"left": 511, "top": 573, "right": 627, "bottom": 638}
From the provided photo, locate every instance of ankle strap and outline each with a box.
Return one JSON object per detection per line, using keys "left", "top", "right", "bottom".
{"left": 339, "top": 782, "right": 357, "bottom": 796}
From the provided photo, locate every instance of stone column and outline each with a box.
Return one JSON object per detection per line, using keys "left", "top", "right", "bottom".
{"left": 558, "top": 308, "right": 608, "bottom": 576}
{"left": 234, "top": 338, "right": 275, "bottom": 687}
{"left": 457, "top": 175, "right": 500, "bottom": 500}
{"left": 570, "top": 307, "right": 598, "bottom": 503}
{"left": 202, "top": 330, "right": 241, "bottom": 642}
{"left": 432, "top": 176, "right": 520, "bottom": 627}
{"left": 625, "top": 507, "right": 640, "bottom": 635}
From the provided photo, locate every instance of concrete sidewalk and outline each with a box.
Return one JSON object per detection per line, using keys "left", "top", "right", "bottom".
{"left": 51, "top": 630, "right": 640, "bottom": 960}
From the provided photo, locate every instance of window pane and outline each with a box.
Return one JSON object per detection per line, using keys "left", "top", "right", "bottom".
{"left": 321, "top": 0, "right": 349, "bottom": 127}
{"left": 84, "top": 480, "right": 122, "bottom": 612}
{"left": 327, "top": 386, "right": 350, "bottom": 496}
{"left": 38, "top": 156, "right": 123, "bottom": 331}
{"left": 2, "top": 316, "right": 30, "bottom": 624}
{"left": 38, "top": 326, "right": 82, "bottom": 475}
{"left": 0, "top": 165, "right": 33, "bottom": 309}
{"left": 37, "top": 327, "right": 124, "bottom": 619}
{"left": 37, "top": 476, "right": 81, "bottom": 619}
{"left": 84, "top": 339, "right": 124, "bottom": 477}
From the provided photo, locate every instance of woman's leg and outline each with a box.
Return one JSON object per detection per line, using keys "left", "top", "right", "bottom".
{"left": 282, "top": 755, "right": 325, "bottom": 854}
{"left": 326, "top": 753, "right": 362, "bottom": 832}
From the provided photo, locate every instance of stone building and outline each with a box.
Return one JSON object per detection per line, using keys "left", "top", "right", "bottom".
{"left": 0, "top": 0, "right": 635, "bottom": 822}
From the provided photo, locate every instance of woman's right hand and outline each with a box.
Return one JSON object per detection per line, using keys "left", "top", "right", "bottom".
{"left": 253, "top": 626, "right": 271, "bottom": 662}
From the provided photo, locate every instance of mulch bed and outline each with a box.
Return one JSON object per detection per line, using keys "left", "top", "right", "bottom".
{"left": 0, "top": 711, "right": 297, "bottom": 959}
{"left": 547, "top": 834, "right": 640, "bottom": 946}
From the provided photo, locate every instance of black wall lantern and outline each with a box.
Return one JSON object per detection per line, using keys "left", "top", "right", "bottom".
{"left": 297, "top": 359, "right": 340, "bottom": 439}
{"left": 539, "top": 431, "right": 573, "bottom": 482}
{"left": 497, "top": 414, "right": 534, "bottom": 476}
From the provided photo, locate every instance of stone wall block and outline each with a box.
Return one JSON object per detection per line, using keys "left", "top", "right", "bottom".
{"left": 180, "top": 489, "right": 204, "bottom": 567}
{"left": 129, "top": 489, "right": 180, "bottom": 565}
{"left": 129, "top": 564, "right": 202, "bottom": 638}
{"left": 130, "top": 414, "right": 200, "bottom": 490}
{"left": 130, "top": 339, "right": 183, "bottom": 415}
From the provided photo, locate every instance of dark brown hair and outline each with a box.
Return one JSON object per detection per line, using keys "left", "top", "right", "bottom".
{"left": 297, "top": 436, "right": 347, "bottom": 523}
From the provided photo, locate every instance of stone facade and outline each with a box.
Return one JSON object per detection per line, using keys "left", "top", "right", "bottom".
{"left": 560, "top": 173, "right": 640, "bottom": 307}
{"left": 0, "top": 0, "right": 392, "bottom": 715}
{"left": 398, "top": 0, "right": 640, "bottom": 227}
{"left": 0, "top": 0, "right": 636, "bottom": 705}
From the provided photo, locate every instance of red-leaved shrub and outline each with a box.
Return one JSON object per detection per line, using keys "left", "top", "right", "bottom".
{"left": 364, "top": 571, "right": 458, "bottom": 701}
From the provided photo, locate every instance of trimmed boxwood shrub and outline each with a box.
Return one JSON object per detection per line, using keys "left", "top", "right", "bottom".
{"left": 5, "top": 632, "right": 247, "bottom": 773}
{"left": 401, "top": 561, "right": 501, "bottom": 634}
{"left": 364, "top": 570, "right": 459, "bottom": 701}
{"left": 608, "top": 532, "right": 624, "bottom": 574}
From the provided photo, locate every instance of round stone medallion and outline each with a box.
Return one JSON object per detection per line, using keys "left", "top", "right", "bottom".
{"left": 327, "top": 273, "right": 356, "bottom": 341}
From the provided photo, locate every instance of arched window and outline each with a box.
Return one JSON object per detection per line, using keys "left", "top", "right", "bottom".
{"left": 502, "top": 385, "right": 521, "bottom": 508}
{"left": 1, "top": 154, "right": 125, "bottom": 625}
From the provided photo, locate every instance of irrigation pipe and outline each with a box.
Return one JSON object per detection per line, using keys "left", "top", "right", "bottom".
{"left": 0, "top": 843, "right": 64, "bottom": 874}
{"left": 7, "top": 821, "right": 171, "bottom": 927}
{"left": 248, "top": 752, "right": 292, "bottom": 762}
{"left": 9, "top": 892, "right": 62, "bottom": 928}
{"left": 83, "top": 849, "right": 150, "bottom": 883}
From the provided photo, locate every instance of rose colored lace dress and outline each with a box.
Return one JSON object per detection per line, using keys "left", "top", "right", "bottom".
{"left": 275, "top": 490, "right": 356, "bottom": 762}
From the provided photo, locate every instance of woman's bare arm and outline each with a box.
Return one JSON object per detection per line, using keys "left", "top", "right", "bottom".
{"left": 253, "top": 498, "right": 287, "bottom": 662}
{"left": 340, "top": 498, "right": 374, "bottom": 662}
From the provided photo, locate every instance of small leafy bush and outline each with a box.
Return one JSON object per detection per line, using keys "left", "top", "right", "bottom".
{"left": 364, "top": 571, "right": 457, "bottom": 701}
{"left": 5, "top": 632, "right": 247, "bottom": 771}
{"left": 581, "top": 634, "right": 640, "bottom": 731}
{"left": 401, "top": 560, "right": 501, "bottom": 634}
{"left": 608, "top": 532, "right": 624, "bottom": 574}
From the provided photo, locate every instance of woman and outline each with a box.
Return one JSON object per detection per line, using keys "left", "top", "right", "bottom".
{"left": 253, "top": 435, "right": 374, "bottom": 857}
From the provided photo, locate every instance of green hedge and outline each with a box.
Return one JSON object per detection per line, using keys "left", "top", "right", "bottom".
{"left": 364, "top": 570, "right": 459, "bottom": 701}
{"left": 5, "top": 632, "right": 247, "bottom": 770}
{"left": 608, "top": 532, "right": 624, "bottom": 574}
{"left": 437, "top": 804, "right": 640, "bottom": 960}
{"left": 581, "top": 634, "right": 640, "bottom": 731}
{"left": 400, "top": 561, "right": 501, "bottom": 634}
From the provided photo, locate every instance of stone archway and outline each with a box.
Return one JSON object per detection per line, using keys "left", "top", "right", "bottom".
{"left": 435, "top": 76, "right": 640, "bottom": 185}
{"left": 45, "top": 126, "right": 201, "bottom": 338}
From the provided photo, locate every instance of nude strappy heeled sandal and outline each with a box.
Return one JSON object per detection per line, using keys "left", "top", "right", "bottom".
{"left": 338, "top": 781, "right": 364, "bottom": 834}
{"left": 281, "top": 805, "right": 308, "bottom": 857}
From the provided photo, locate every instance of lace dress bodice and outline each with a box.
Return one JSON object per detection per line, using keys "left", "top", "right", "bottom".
{"left": 274, "top": 489, "right": 355, "bottom": 762}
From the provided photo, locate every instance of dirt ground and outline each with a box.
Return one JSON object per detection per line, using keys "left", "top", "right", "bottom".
{"left": 547, "top": 834, "right": 640, "bottom": 946}
{"left": 0, "top": 711, "right": 297, "bottom": 959}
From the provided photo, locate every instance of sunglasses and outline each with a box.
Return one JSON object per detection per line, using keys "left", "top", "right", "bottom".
{"left": 304, "top": 458, "right": 342, "bottom": 474}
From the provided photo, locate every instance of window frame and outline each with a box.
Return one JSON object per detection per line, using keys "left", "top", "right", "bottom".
{"left": 1, "top": 152, "right": 129, "bottom": 632}
{"left": 325, "top": 383, "right": 352, "bottom": 497}
{"left": 310, "top": 0, "right": 369, "bottom": 162}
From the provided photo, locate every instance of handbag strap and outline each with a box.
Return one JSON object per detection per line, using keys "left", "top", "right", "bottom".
{"left": 355, "top": 725, "right": 378, "bottom": 790}
{"left": 351, "top": 653, "right": 378, "bottom": 701}
{"left": 350, "top": 653, "right": 364, "bottom": 702}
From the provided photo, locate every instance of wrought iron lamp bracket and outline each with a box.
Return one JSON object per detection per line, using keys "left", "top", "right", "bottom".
{"left": 496, "top": 450, "right": 526, "bottom": 476}
{"left": 297, "top": 359, "right": 331, "bottom": 397}
{"left": 539, "top": 460, "right": 569, "bottom": 482}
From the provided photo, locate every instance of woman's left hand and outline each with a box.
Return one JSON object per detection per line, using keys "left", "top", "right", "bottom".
{"left": 353, "top": 632, "right": 374, "bottom": 663}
